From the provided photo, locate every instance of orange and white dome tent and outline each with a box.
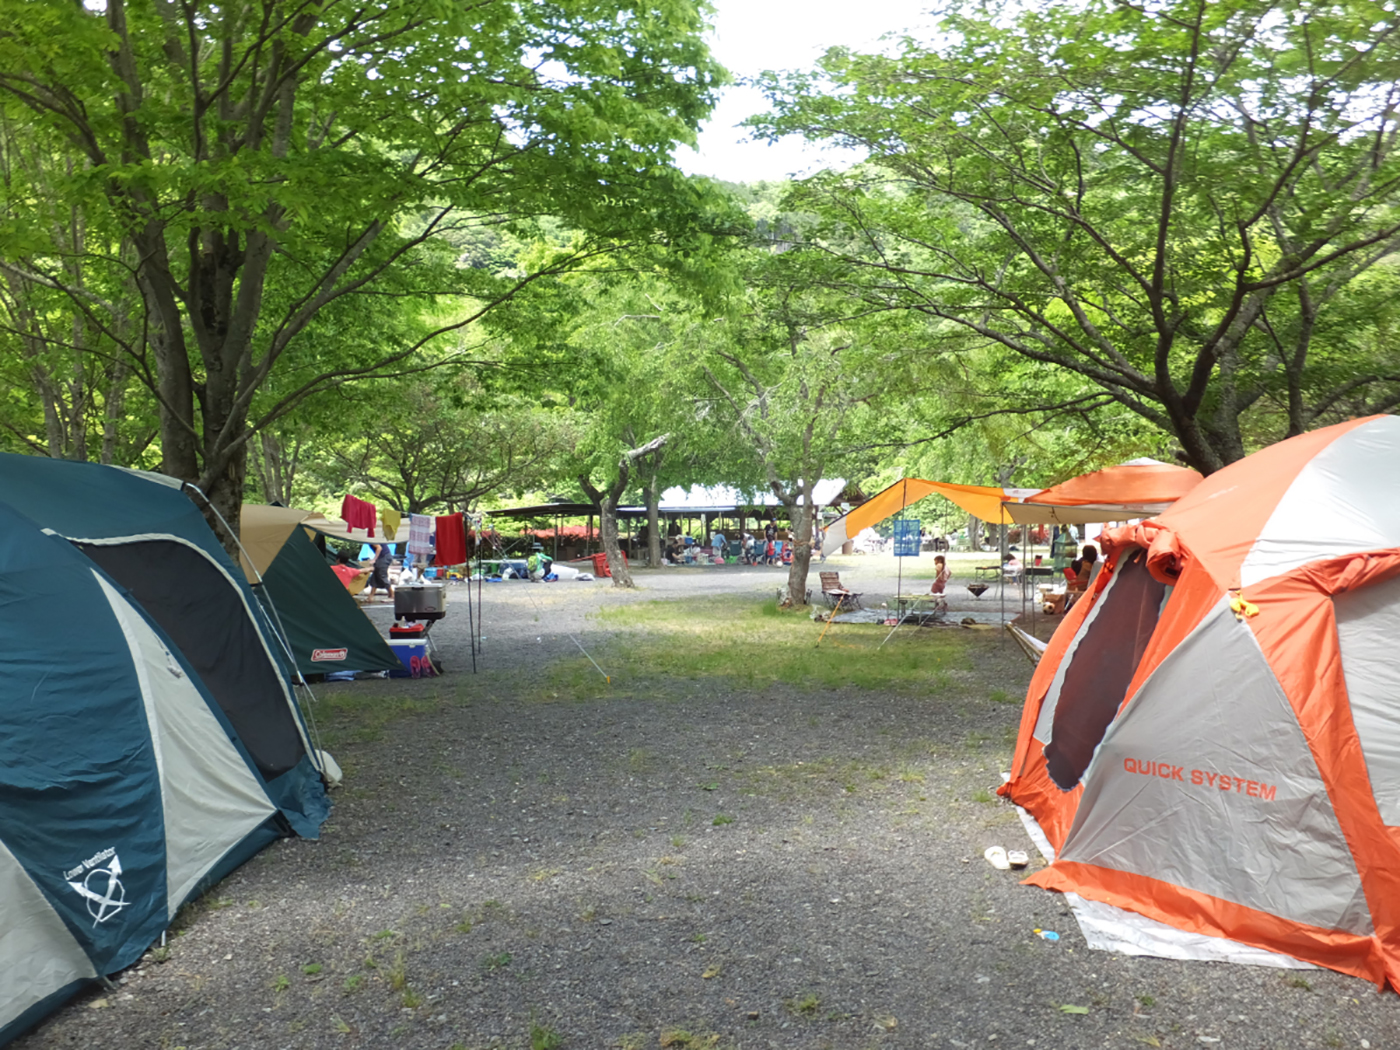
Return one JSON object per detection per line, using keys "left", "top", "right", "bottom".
{"left": 1001, "top": 415, "right": 1400, "bottom": 988}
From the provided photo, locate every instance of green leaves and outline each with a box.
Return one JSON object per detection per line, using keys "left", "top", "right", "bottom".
{"left": 750, "top": 0, "right": 1400, "bottom": 471}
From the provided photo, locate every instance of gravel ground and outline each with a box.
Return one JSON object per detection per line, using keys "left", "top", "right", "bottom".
{"left": 18, "top": 560, "right": 1396, "bottom": 1050}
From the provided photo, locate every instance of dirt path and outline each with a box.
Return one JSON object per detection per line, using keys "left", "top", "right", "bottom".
{"left": 18, "top": 568, "right": 1394, "bottom": 1050}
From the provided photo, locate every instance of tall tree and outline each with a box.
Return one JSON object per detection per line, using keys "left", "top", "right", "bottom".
{"left": 579, "top": 434, "right": 669, "bottom": 587}
{"left": 700, "top": 249, "right": 881, "bottom": 606}
{"left": 0, "top": 0, "right": 724, "bottom": 540}
{"left": 308, "top": 376, "right": 572, "bottom": 515}
{"left": 754, "top": 0, "right": 1400, "bottom": 472}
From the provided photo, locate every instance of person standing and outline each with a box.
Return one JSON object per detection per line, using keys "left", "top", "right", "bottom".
{"left": 366, "top": 542, "right": 396, "bottom": 602}
{"left": 930, "top": 555, "right": 951, "bottom": 595}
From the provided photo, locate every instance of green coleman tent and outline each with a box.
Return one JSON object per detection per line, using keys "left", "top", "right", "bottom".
{"left": 239, "top": 505, "right": 400, "bottom": 676}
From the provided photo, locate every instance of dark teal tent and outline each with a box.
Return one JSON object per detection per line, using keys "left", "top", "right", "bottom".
{"left": 0, "top": 456, "right": 332, "bottom": 1045}
{"left": 239, "top": 504, "right": 399, "bottom": 676}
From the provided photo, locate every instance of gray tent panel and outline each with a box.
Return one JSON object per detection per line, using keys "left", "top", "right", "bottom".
{"left": 1061, "top": 600, "right": 1373, "bottom": 937}
{"left": 1334, "top": 574, "right": 1400, "bottom": 826}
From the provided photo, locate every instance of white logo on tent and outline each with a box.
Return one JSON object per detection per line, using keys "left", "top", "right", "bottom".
{"left": 64, "top": 848, "right": 128, "bottom": 925}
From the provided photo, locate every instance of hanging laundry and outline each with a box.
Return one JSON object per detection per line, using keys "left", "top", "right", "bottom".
{"left": 408, "top": 514, "right": 434, "bottom": 558}
{"left": 435, "top": 512, "right": 467, "bottom": 566}
{"left": 380, "top": 506, "right": 402, "bottom": 541}
{"left": 340, "top": 494, "right": 377, "bottom": 538}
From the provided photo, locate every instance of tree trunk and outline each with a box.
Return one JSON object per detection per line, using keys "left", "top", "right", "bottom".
{"left": 780, "top": 496, "right": 814, "bottom": 608}
{"left": 579, "top": 434, "right": 669, "bottom": 590}
{"left": 645, "top": 457, "right": 663, "bottom": 568}
{"left": 967, "top": 514, "right": 983, "bottom": 551}
{"left": 596, "top": 494, "right": 633, "bottom": 586}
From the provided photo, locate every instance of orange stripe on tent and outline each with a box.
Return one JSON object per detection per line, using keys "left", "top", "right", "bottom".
{"left": 1027, "top": 862, "right": 1389, "bottom": 988}
{"left": 1249, "top": 555, "right": 1400, "bottom": 992}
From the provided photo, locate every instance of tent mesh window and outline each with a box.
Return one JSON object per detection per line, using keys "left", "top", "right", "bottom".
{"left": 76, "top": 540, "right": 305, "bottom": 777}
{"left": 1045, "top": 550, "right": 1168, "bottom": 790}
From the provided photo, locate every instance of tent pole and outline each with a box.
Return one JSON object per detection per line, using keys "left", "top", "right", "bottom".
{"left": 999, "top": 510, "right": 1006, "bottom": 644}
{"left": 465, "top": 517, "right": 477, "bottom": 675}
{"left": 1029, "top": 526, "right": 1035, "bottom": 636}
{"left": 476, "top": 519, "right": 484, "bottom": 661}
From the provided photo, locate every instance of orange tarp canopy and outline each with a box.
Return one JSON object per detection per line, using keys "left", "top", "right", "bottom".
{"left": 821, "top": 479, "right": 1038, "bottom": 555}
{"left": 1005, "top": 460, "right": 1202, "bottom": 525}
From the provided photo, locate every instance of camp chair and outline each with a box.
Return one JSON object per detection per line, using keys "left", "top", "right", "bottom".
{"left": 819, "top": 571, "right": 863, "bottom": 611}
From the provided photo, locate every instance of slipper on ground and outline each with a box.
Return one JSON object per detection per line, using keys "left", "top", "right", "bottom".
{"left": 984, "top": 846, "right": 1010, "bottom": 871}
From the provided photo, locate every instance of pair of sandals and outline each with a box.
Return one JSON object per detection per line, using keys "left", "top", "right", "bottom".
{"left": 984, "top": 846, "right": 1029, "bottom": 870}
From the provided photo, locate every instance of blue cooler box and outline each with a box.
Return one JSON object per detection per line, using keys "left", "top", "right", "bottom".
{"left": 387, "top": 638, "right": 434, "bottom": 678}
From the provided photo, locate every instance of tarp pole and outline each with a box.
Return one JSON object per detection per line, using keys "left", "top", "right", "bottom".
{"left": 999, "top": 511, "right": 1006, "bottom": 644}
{"left": 465, "top": 514, "right": 477, "bottom": 675}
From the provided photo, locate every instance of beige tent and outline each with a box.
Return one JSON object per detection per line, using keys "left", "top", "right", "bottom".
{"left": 239, "top": 505, "right": 409, "bottom": 581}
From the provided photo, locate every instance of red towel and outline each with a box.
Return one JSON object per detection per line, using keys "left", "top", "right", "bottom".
{"left": 435, "top": 512, "right": 466, "bottom": 566}
{"left": 340, "top": 494, "right": 377, "bottom": 538}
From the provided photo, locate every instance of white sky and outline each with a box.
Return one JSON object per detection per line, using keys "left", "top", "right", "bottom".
{"left": 675, "top": 0, "right": 937, "bottom": 183}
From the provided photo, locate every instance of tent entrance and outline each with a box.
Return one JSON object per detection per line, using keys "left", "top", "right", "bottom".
{"left": 74, "top": 539, "right": 305, "bottom": 778}
{"left": 1044, "top": 550, "right": 1168, "bottom": 790}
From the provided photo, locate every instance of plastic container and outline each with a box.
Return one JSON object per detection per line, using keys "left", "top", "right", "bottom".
{"left": 387, "top": 638, "right": 434, "bottom": 678}
{"left": 588, "top": 551, "right": 627, "bottom": 577}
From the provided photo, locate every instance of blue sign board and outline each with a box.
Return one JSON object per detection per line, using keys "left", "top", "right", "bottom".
{"left": 892, "top": 519, "right": 921, "bottom": 557}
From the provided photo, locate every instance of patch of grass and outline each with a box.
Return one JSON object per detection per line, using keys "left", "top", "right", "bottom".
{"left": 971, "top": 789, "right": 996, "bottom": 804}
{"left": 543, "top": 596, "right": 971, "bottom": 699}
{"left": 301, "top": 963, "right": 322, "bottom": 976}
{"left": 1285, "top": 975, "right": 1313, "bottom": 991}
{"left": 658, "top": 1029, "right": 722, "bottom": 1049}
{"left": 315, "top": 690, "right": 441, "bottom": 747}
{"left": 342, "top": 974, "right": 364, "bottom": 992}
{"left": 785, "top": 991, "right": 821, "bottom": 1016}
{"left": 401, "top": 987, "right": 423, "bottom": 1008}
{"left": 711, "top": 813, "right": 734, "bottom": 826}
{"left": 529, "top": 1019, "right": 563, "bottom": 1050}
{"left": 480, "top": 950, "right": 513, "bottom": 972}
{"left": 989, "top": 689, "right": 1014, "bottom": 704}
{"left": 272, "top": 974, "right": 290, "bottom": 993}
{"left": 1136, "top": 994, "right": 1156, "bottom": 1009}
{"left": 387, "top": 951, "right": 407, "bottom": 991}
